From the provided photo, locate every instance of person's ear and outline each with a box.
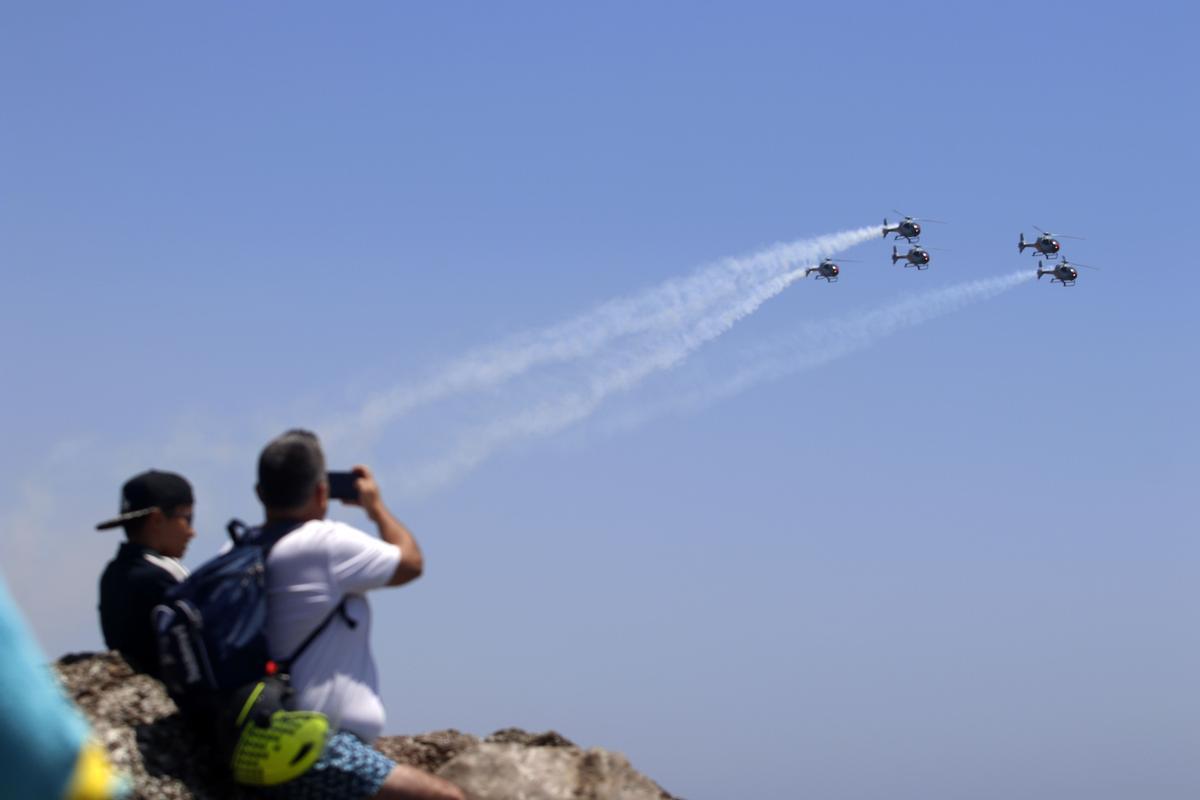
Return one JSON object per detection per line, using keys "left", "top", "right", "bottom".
{"left": 135, "top": 508, "right": 167, "bottom": 542}
{"left": 314, "top": 480, "right": 329, "bottom": 505}
{"left": 255, "top": 483, "right": 265, "bottom": 504}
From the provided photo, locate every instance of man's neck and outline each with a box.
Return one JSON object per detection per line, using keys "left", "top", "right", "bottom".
{"left": 263, "top": 512, "right": 321, "bottom": 525}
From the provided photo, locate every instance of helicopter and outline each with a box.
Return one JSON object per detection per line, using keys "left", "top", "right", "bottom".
{"left": 1037, "top": 258, "right": 1097, "bottom": 287}
{"left": 804, "top": 257, "right": 857, "bottom": 283}
{"left": 882, "top": 211, "right": 946, "bottom": 244}
{"left": 891, "top": 245, "right": 931, "bottom": 269}
{"left": 1019, "top": 226, "right": 1084, "bottom": 260}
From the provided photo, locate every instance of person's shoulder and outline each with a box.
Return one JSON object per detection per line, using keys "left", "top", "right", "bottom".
{"left": 101, "top": 545, "right": 176, "bottom": 584}
{"left": 98, "top": 554, "right": 126, "bottom": 597}
{"left": 297, "top": 518, "right": 371, "bottom": 540}
{"left": 99, "top": 549, "right": 124, "bottom": 581}
{"left": 141, "top": 551, "right": 188, "bottom": 583}
{"left": 275, "top": 519, "right": 373, "bottom": 553}
{"left": 99, "top": 547, "right": 183, "bottom": 611}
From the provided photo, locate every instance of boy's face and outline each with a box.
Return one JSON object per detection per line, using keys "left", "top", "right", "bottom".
{"left": 150, "top": 505, "right": 196, "bottom": 558}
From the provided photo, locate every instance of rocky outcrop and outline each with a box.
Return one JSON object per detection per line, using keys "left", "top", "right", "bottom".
{"left": 55, "top": 653, "right": 678, "bottom": 800}
{"left": 439, "top": 743, "right": 674, "bottom": 800}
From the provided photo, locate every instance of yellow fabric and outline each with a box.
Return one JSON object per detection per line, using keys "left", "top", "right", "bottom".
{"left": 63, "top": 740, "right": 126, "bottom": 800}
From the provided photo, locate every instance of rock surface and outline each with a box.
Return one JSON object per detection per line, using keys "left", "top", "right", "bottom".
{"left": 439, "top": 743, "right": 674, "bottom": 800}
{"left": 55, "top": 653, "right": 678, "bottom": 800}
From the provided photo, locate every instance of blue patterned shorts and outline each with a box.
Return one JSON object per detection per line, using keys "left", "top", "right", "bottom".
{"left": 254, "top": 730, "right": 395, "bottom": 800}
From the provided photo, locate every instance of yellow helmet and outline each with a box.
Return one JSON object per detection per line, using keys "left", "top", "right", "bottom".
{"left": 228, "top": 677, "right": 330, "bottom": 787}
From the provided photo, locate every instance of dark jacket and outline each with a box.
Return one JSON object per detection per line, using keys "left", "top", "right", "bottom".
{"left": 98, "top": 542, "right": 188, "bottom": 676}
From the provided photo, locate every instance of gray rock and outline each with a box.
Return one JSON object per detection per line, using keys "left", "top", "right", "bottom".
{"left": 374, "top": 728, "right": 482, "bottom": 773}
{"left": 54, "top": 652, "right": 678, "bottom": 800}
{"left": 484, "top": 728, "right": 576, "bottom": 748}
{"left": 438, "top": 743, "right": 675, "bottom": 800}
{"left": 57, "top": 652, "right": 254, "bottom": 799}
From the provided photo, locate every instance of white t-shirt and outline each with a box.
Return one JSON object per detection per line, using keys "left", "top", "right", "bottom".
{"left": 264, "top": 519, "right": 401, "bottom": 742}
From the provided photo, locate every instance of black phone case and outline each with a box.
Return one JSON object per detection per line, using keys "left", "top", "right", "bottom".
{"left": 327, "top": 472, "right": 359, "bottom": 501}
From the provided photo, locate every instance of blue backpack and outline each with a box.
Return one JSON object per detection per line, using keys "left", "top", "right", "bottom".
{"left": 153, "top": 520, "right": 354, "bottom": 781}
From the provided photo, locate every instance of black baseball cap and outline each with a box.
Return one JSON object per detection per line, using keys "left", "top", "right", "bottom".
{"left": 96, "top": 470, "right": 194, "bottom": 531}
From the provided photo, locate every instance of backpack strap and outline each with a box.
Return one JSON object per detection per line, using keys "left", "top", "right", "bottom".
{"left": 249, "top": 520, "right": 305, "bottom": 556}
{"left": 277, "top": 599, "right": 357, "bottom": 674}
{"left": 225, "top": 519, "right": 359, "bottom": 675}
{"left": 226, "top": 518, "right": 305, "bottom": 555}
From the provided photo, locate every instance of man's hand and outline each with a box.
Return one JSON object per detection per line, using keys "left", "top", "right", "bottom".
{"left": 347, "top": 464, "right": 387, "bottom": 521}
{"left": 343, "top": 464, "right": 424, "bottom": 586}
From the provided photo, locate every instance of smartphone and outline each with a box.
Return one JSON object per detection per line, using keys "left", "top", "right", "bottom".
{"left": 327, "top": 471, "right": 360, "bottom": 502}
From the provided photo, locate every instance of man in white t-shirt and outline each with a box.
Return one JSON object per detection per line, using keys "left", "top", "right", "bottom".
{"left": 253, "top": 429, "right": 464, "bottom": 800}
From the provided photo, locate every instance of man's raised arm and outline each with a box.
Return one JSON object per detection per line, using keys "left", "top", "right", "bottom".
{"left": 350, "top": 464, "right": 424, "bottom": 586}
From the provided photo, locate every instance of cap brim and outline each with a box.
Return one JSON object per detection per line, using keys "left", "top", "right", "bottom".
{"left": 95, "top": 507, "right": 159, "bottom": 531}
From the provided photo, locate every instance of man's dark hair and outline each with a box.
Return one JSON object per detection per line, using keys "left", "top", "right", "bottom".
{"left": 257, "top": 429, "right": 326, "bottom": 510}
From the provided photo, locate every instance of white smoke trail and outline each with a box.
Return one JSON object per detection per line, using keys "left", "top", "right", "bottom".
{"left": 327, "top": 224, "right": 880, "bottom": 445}
{"left": 606, "top": 269, "right": 1039, "bottom": 430}
{"left": 394, "top": 259, "right": 833, "bottom": 497}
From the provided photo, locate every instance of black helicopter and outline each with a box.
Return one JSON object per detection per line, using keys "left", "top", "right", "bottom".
{"left": 805, "top": 257, "right": 857, "bottom": 283}
{"left": 882, "top": 211, "right": 946, "bottom": 244}
{"left": 891, "top": 245, "right": 931, "bottom": 269}
{"left": 1037, "top": 258, "right": 1096, "bottom": 287}
{"left": 1019, "top": 226, "right": 1084, "bottom": 260}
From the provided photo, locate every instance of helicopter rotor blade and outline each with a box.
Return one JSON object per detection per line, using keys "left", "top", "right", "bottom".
{"left": 1069, "top": 262, "right": 1099, "bottom": 270}
{"left": 1032, "top": 225, "right": 1047, "bottom": 234}
{"left": 916, "top": 217, "right": 948, "bottom": 224}
{"left": 1055, "top": 233, "right": 1086, "bottom": 240}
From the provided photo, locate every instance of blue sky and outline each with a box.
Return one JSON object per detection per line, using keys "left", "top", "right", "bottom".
{"left": 2, "top": 3, "right": 1197, "bottom": 798}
